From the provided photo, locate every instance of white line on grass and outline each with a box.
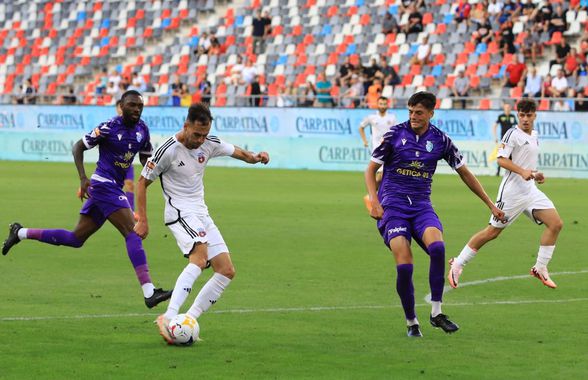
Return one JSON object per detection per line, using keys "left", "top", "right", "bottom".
{"left": 423, "top": 269, "right": 588, "bottom": 303}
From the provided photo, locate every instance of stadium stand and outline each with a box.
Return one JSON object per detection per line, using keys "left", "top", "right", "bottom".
{"left": 0, "top": 0, "right": 587, "bottom": 110}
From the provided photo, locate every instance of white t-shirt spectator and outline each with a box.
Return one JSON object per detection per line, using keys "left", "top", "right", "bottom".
{"left": 524, "top": 74, "right": 542, "bottom": 94}
{"left": 551, "top": 76, "right": 568, "bottom": 92}
{"left": 242, "top": 66, "right": 258, "bottom": 84}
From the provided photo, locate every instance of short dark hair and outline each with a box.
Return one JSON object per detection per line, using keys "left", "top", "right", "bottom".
{"left": 378, "top": 96, "right": 388, "bottom": 102}
{"left": 187, "top": 102, "right": 214, "bottom": 124}
{"left": 517, "top": 98, "right": 537, "bottom": 113}
{"left": 407, "top": 91, "right": 436, "bottom": 110}
{"left": 121, "top": 90, "right": 142, "bottom": 102}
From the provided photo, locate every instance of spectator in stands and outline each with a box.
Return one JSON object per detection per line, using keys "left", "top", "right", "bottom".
{"left": 249, "top": 75, "right": 262, "bottom": 107}
{"left": 197, "top": 32, "right": 211, "bottom": 55}
{"left": 252, "top": 9, "right": 271, "bottom": 55}
{"left": 61, "top": 86, "right": 77, "bottom": 105}
{"left": 549, "top": 36, "right": 570, "bottom": 69}
{"left": 523, "top": 65, "right": 542, "bottom": 98}
{"left": 15, "top": 78, "right": 37, "bottom": 105}
{"left": 96, "top": 68, "right": 108, "bottom": 95}
{"left": 376, "top": 55, "right": 399, "bottom": 87}
{"left": 549, "top": 69, "right": 569, "bottom": 99}
{"left": 314, "top": 73, "right": 333, "bottom": 108}
{"left": 208, "top": 37, "right": 221, "bottom": 55}
{"left": 180, "top": 84, "right": 192, "bottom": 107}
{"left": 278, "top": 82, "right": 298, "bottom": 107}
{"left": 341, "top": 74, "right": 364, "bottom": 108}
{"left": 499, "top": 20, "right": 516, "bottom": 55}
{"left": 106, "top": 81, "right": 121, "bottom": 102}
{"left": 130, "top": 72, "right": 147, "bottom": 92}
{"left": 241, "top": 57, "right": 258, "bottom": 85}
{"left": 452, "top": 70, "right": 470, "bottom": 109}
{"left": 472, "top": 15, "right": 493, "bottom": 45}
{"left": 552, "top": 98, "right": 570, "bottom": 111}
{"left": 498, "top": 0, "right": 520, "bottom": 24}
{"left": 403, "top": 4, "right": 424, "bottom": 35}
{"left": 171, "top": 78, "right": 183, "bottom": 106}
{"left": 504, "top": 55, "right": 527, "bottom": 88}
{"left": 487, "top": 0, "right": 503, "bottom": 22}
{"left": 411, "top": 35, "right": 431, "bottom": 66}
{"left": 519, "top": 0, "right": 536, "bottom": 17}
{"left": 564, "top": 48, "right": 582, "bottom": 77}
{"left": 338, "top": 56, "right": 357, "bottom": 87}
{"left": 363, "top": 57, "right": 381, "bottom": 89}
{"left": 548, "top": 5, "right": 567, "bottom": 37}
{"left": 522, "top": 22, "right": 543, "bottom": 65}
{"left": 531, "top": 3, "right": 553, "bottom": 31}
{"left": 108, "top": 70, "right": 122, "bottom": 88}
{"left": 454, "top": 0, "right": 472, "bottom": 24}
{"left": 198, "top": 77, "right": 212, "bottom": 105}
{"left": 541, "top": 74, "right": 553, "bottom": 97}
{"left": 229, "top": 55, "right": 245, "bottom": 85}
{"left": 575, "top": 91, "right": 588, "bottom": 111}
{"left": 298, "top": 83, "right": 315, "bottom": 107}
{"left": 365, "top": 78, "right": 383, "bottom": 109}
{"left": 382, "top": 12, "right": 399, "bottom": 35}
{"left": 469, "top": 2, "right": 487, "bottom": 25}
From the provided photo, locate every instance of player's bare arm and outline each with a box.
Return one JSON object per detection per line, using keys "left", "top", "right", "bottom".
{"left": 231, "top": 146, "right": 270, "bottom": 164}
{"left": 134, "top": 176, "right": 154, "bottom": 239}
{"left": 456, "top": 165, "right": 506, "bottom": 222}
{"left": 139, "top": 152, "right": 151, "bottom": 166}
{"left": 358, "top": 124, "right": 369, "bottom": 147}
{"left": 497, "top": 157, "right": 534, "bottom": 180}
{"left": 364, "top": 161, "right": 383, "bottom": 220}
{"left": 72, "top": 139, "right": 90, "bottom": 200}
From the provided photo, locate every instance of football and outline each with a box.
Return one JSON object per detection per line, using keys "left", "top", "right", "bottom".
{"left": 168, "top": 314, "right": 200, "bottom": 346}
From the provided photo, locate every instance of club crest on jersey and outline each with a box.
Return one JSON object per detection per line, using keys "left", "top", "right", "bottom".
{"left": 426, "top": 141, "right": 433, "bottom": 152}
{"left": 197, "top": 153, "right": 206, "bottom": 164}
{"left": 136, "top": 132, "right": 143, "bottom": 142}
{"left": 197, "top": 228, "right": 206, "bottom": 238}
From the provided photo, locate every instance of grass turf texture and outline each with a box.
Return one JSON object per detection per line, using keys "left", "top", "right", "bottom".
{"left": 0, "top": 161, "right": 586, "bottom": 379}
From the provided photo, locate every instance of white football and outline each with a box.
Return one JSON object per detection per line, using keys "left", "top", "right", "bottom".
{"left": 168, "top": 314, "right": 200, "bottom": 346}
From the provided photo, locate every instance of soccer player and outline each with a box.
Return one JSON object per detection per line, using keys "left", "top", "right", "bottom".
{"left": 2, "top": 90, "right": 172, "bottom": 308}
{"left": 115, "top": 100, "right": 136, "bottom": 212}
{"left": 133, "top": 103, "right": 269, "bottom": 344}
{"left": 493, "top": 103, "right": 517, "bottom": 176}
{"left": 359, "top": 96, "right": 397, "bottom": 211}
{"left": 448, "top": 98, "right": 563, "bottom": 289}
{"left": 365, "top": 91, "right": 505, "bottom": 338}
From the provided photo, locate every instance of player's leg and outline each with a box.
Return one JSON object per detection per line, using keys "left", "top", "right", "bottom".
{"left": 2, "top": 207, "right": 102, "bottom": 255}
{"left": 107, "top": 207, "right": 171, "bottom": 306}
{"left": 389, "top": 235, "right": 421, "bottom": 337}
{"left": 529, "top": 207, "right": 563, "bottom": 288}
{"left": 187, "top": 252, "right": 234, "bottom": 319}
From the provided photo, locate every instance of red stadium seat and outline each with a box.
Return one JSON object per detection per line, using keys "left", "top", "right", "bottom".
{"left": 422, "top": 13, "right": 433, "bottom": 25}
{"left": 327, "top": 6, "right": 338, "bottom": 17}
{"left": 479, "top": 99, "right": 490, "bottom": 110}
{"left": 401, "top": 74, "right": 413, "bottom": 86}
{"left": 423, "top": 75, "right": 435, "bottom": 87}
{"left": 538, "top": 99, "right": 550, "bottom": 110}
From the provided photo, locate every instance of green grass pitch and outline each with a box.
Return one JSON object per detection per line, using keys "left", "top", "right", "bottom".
{"left": 0, "top": 161, "right": 586, "bottom": 379}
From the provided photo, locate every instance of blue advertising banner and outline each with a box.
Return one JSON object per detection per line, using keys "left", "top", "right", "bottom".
{"left": 1, "top": 105, "right": 587, "bottom": 178}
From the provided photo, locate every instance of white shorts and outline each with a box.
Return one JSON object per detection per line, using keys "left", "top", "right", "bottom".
{"left": 489, "top": 187, "right": 555, "bottom": 228}
{"left": 167, "top": 213, "right": 229, "bottom": 260}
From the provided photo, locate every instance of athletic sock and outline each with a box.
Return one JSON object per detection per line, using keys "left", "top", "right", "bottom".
{"left": 141, "top": 283, "right": 155, "bottom": 298}
{"left": 407, "top": 318, "right": 419, "bottom": 327}
{"left": 125, "top": 232, "right": 153, "bottom": 292}
{"left": 23, "top": 229, "right": 83, "bottom": 247}
{"left": 454, "top": 245, "right": 477, "bottom": 267}
{"left": 396, "top": 264, "right": 416, "bottom": 320}
{"left": 535, "top": 245, "right": 555, "bottom": 269}
{"left": 164, "top": 263, "right": 202, "bottom": 319}
{"left": 431, "top": 301, "right": 442, "bottom": 318}
{"left": 187, "top": 273, "right": 231, "bottom": 319}
{"left": 428, "top": 241, "right": 445, "bottom": 303}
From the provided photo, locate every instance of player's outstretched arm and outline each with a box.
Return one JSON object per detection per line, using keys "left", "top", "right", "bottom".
{"left": 72, "top": 139, "right": 90, "bottom": 200}
{"left": 134, "top": 176, "right": 153, "bottom": 239}
{"left": 231, "top": 146, "right": 270, "bottom": 164}
{"left": 456, "top": 165, "right": 506, "bottom": 223}
{"left": 364, "top": 161, "right": 384, "bottom": 220}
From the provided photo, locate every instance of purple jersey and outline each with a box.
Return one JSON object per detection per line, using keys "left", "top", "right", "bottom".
{"left": 82, "top": 116, "right": 152, "bottom": 187}
{"left": 371, "top": 121, "right": 464, "bottom": 206}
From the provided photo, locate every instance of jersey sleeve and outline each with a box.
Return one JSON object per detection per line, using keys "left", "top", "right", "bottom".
{"left": 497, "top": 129, "right": 517, "bottom": 159}
{"left": 141, "top": 142, "right": 173, "bottom": 181}
{"left": 207, "top": 136, "right": 236, "bottom": 158}
{"left": 140, "top": 129, "right": 153, "bottom": 156}
{"left": 371, "top": 130, "right": 394, "bottom": 165}
{"left": 359, "top": 115, "right": 371, "bottom": 129}
{"left": 82, "top": 121, "right": 110, "bottom": 149}
{"left": 442, "top": 134, "right": 465, "bottom": 170}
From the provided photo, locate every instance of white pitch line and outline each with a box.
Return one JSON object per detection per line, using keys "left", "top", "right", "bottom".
{"left": 424, "top": 269, "right": 588, "bottom": 303}
{"left": 1, "top": 297, "right": 588, "bottom": 322}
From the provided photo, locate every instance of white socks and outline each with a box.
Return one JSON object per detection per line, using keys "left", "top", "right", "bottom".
{"left": 407, "top": 318, "right": 419, "bottom": 327}
{"left": 187, "top": 273, "right": 232, "bottom": 319}
{"left": 18, "top": 229, "right": 28, "bottom": 240}
{"left": 431, "top": 301, "right": 442, "bottom": 317}
{"left": 142, "top": 283, "right": 155, "bottom": 298}
{"left": 454, "top": 245, "right": 477, "bottom": 267}
{"left": 164, "top": 263, "right": 202, "bottom": 319}
{"left": 535, "top": 245, "right": 555, "bottom": 269}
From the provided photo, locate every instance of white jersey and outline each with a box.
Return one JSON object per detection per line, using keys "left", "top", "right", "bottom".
{"left": 360, "top": 112, "right": 397, "bottom": 152}
{"left": 141, "top": 135, "right": 235, "bottom": 223}
{"left": 496, "top": 126, "right": 539, "bottom": 201}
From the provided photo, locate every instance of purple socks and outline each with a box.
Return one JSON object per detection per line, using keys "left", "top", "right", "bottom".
{"left": 427, "top": 241, "right": 446, "bottom": 303}
{"left": 125, "top": 232, "right": 152, "bottom": 286}
{"left": 26, "top": 229, "right": 83, "bottom": 247}
{"left": 396, "top": 263, "right": 416, "bottom": 320}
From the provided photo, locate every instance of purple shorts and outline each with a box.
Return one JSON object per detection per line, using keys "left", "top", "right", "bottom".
{"left": 80, "top": 181, "right": 131, "bottom": 227}
{"left": 377, "top": 197, "right": 443, "bottom": 248}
